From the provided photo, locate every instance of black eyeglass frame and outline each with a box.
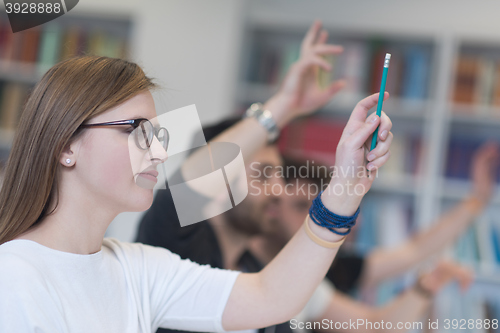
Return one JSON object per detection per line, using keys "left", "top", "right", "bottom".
{"left": 79, "top": 118, "right": 169, "bottom": 151}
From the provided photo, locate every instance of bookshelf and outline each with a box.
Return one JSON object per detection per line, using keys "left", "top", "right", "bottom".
{"left": 235, "top": 5, "right": 500, "bottom": 330}
{"left": 0, "top": 11, "right": 132, "bottom": 166}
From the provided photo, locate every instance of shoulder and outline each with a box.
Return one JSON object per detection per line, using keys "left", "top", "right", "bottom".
{"left": 0, "top": 243, "right": 51, "bottom": 301}
{"left": 0, "top": 241, "right": 46, "bottom": 279}
{"left": 103, "top": 237, "right": 181, "bottom": 263}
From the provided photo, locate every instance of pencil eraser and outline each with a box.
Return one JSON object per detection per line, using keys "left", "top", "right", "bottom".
{"left": 384, "top": 53, "right": 391, "bottom": 67}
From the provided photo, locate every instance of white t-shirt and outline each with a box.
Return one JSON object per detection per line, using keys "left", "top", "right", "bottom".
{"left": 293, "top": 279, "right": 335, "bottom": 333}
{"left": 0, "top": 238, "right": 240, "bottom": 333}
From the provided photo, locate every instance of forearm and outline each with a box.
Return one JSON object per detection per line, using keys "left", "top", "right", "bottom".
{"left": 222, "top": 217, "right": 344, "bottom": 330}
{"left": 222, "top": 92, "right": 393, "bottom": 331}
{"left": 370, "top": 289, "right": 431, "bottom": 333}
{"left": 362, "top": 197, "right": 483, "bottom": 287}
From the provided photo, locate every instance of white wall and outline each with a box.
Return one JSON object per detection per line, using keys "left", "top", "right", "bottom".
{"left": 246, "top": 0, "right": 500, "bottom": 40}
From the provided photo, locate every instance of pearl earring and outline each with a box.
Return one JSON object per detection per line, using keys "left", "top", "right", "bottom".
{"left": 66, "top": 159, "right": 71, "bottom": 164}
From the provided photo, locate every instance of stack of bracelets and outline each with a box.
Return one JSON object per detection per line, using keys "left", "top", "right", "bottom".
{"left": 304, "top": 190, "right": 360, "bottom": 248}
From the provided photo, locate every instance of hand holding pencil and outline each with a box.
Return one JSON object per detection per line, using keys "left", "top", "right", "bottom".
{"left": 370, "top": 53, "right": 391, "bottom": 151}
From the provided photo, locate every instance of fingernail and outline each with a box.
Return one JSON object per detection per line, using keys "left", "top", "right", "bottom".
{"left": 367, "top": 153, "right": 375, "bottom": 161}
{"left": 381, "top": 130, "right": 388, "bottom": 139}
{"left": 366, "top": 114, "right": 375, "bottom": 123}
{"left": 371, "top": 115, "right": 378, "bottom": 123}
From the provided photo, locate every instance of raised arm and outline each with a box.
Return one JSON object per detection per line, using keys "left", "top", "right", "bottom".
{"left": 222, "top": 93, "right": 393, "bottom": 331}
{"left": 316, "top": 261, "right": 473, "bottom": 333}
{"left": 360, "top": 142, "right": 500, "bottom": 288}
{"left": 181, "top": 20, "right": 345, "bottom": 180}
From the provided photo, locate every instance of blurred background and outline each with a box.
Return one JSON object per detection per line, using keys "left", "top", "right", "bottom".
{"left": 1, "top": 0, "right": 500, "bottom": 330}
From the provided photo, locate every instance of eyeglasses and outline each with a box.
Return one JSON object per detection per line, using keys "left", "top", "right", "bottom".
{"left": 80, "top": 118, "right": 169, "bottom": 151}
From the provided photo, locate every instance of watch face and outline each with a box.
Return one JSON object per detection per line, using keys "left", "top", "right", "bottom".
{"left": 245, "top": 104, "right": 279, "bottom": 142}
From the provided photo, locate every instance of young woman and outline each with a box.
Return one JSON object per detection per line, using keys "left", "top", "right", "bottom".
{"left": 0, "top": 25, "right": 392, "bottom": 333}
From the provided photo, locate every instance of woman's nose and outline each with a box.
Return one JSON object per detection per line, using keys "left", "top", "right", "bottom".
{"left": 148, "top": 136, "right": 168, "bottom": 163}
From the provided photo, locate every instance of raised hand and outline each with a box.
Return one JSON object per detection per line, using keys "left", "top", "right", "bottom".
{"left": 266, "top": 20, "right": 345, "bottom": 126}
{"left": 417, "top": 260, "right": 474, "bottom": 296}
{"left": 321, "top": 92, "right": 393, "bottom": 216}
{"left": 471, "top": 141, "right": 500, "bottom": 204}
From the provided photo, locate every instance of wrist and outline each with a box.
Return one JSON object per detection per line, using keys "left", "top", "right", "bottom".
{"left": 413, "top": 276, "right": 435, "bottom": 300}
{"left": 464, "top": 195, "right": 486, "bottom": 215}
{"left": 306, "top": 216, "right": 346, "bottom": 244}
{"left": 263, "top": 94, "right": 294, "bottom": 129}
{"left": 321, "top": 182, "right": 362, "bottom": 216}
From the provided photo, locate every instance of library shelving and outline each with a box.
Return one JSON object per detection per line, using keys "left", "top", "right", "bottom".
{"left": 0, "top": 11, "right": 132, "bottom": 164}
{"left": 234, "top": 8, "right": 500, "bottom": 331}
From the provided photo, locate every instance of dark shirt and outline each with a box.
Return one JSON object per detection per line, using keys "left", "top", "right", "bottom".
{"left": 136, "top": 187, "right": 291, "bottom": 333}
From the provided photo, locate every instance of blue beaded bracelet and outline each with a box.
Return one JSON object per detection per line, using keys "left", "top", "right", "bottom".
{"left": 308, "top": 190, "right": 360, "bottom": 236}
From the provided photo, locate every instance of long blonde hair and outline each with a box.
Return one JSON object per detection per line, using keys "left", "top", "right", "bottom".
{"left": 0, "top": 56, "right": 156, "bottom": 244}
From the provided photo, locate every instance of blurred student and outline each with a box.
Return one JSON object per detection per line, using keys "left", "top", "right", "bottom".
{"left": 262, "top": 147, "right": 498, "bottom": 295}
{"left": 136, "top": 21, "right": 386, "bottom": 333}
{"left": 139, "top": 122, "right": 473, "bottom": 333}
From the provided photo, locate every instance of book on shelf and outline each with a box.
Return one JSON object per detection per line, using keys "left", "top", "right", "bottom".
{"left": 475, "top": 57, "right": 496, "bottom": 111}
{"left": 19, "top": 26, "right": 40, "bottom": 64}
{"left": 453, "top": 56, "right": 479, "bottom": 106}
{"left": 385, "top": 48, "right": 402, "bottom": 98}
{"left": 367, "top": 41, "right": 385, "bottom": 95}
{"left": 0, "top": 82, "right": 29, "bottom": 131}
{"left": 277, "top": 117, "right": 345, "bottom": 166}
{"left": 0, "top": 16, "right": 130, "bottom": 78}
{"left": 245, "top": 33, "right": 432, "bottom": 109}
{"left": 452, "top": 53, "right": 500, "bottom": 117}
{"left": 378, "top": 134, "right": 423, "bottom": 178}
{"left": 445, "top": 137, "right": 500, "bottom": 182}
{"left": 492, "top": 62, "right": 500, "bottom": 110}
{"left": 400, "top": 46, "right": 429, "bottom": 101}
{"left": 37, "top": 23, "right": 64, "bottom": 74}
{"left": 60, "top": 26, "right": 82, "bottom": 61}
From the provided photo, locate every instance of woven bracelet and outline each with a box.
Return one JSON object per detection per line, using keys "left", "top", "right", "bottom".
{"left": 308, "top": 190, "right": 360, "bottom": 236}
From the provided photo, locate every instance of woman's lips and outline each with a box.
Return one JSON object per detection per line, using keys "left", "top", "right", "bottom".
{"left": 138, "top": 171, "right": 158, "bottom": 182}
{"left": 136, "top": 170, "right": 159, "bottom": 189}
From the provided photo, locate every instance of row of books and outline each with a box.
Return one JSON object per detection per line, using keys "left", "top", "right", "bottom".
{"left": 452, "top": 55, "right": 500, "bottom": 112}
{"left": 246, "top": 37, "right": 432, "bottom": 103}
{"left": 276, "top": 116, "right": 423, "bottom": 176}
{"left": 0, "top": 20, "right": 128, "bottom": 76}
{"left": 445, "top": 138, "right": 500, "bottom": 182}
{"left": 0, "top": 82, "right": 31, "bottom": 131}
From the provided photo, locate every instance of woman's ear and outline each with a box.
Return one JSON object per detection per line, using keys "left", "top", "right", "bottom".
{"left": 60, "top": 141, "right": 81, "bottom": 167}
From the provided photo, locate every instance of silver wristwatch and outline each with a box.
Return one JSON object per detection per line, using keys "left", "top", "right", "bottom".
{"left": 244, "top": 103, "right": 280, "bottom": 142}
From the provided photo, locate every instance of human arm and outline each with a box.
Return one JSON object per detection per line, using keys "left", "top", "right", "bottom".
{"left": 360, "top": 142, "right": 500, "bottom": 288}
{"left": 181, "top": 20, "right": 345, "bottom": 178}
{"left": 221, "top": 92, "right": 393, "bottom": 330}
{"left": 315, "top": 261, "right": 473, "bottom": 333}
